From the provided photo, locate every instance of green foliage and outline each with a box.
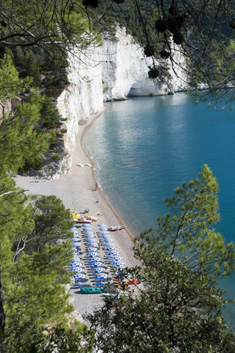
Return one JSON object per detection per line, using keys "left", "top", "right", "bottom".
{"left": 0, "top": 0, "right": 100, "bottom": 59}
{"left": 89, "top": 0, "right": 235, "bottom": 103}
{"left": 26, "top": 93, "right": 62, "bottom": 129}
{"left": 40, "top": 95, "right": 61, "bottom": 128}
{"left": 6, "top": 321, "right": 92, "bottom": 353}
{"left": 88, "top": 0, "right": 160, "bottom": 49}
{"left": 144, "top": 165, "right": 235, "bottom": 278}
{"left": 0, "top": 191, "right": 90, "bottom": 352}
{"left": 88, "top": 166, "right": 235, "bottom": 352}
{"left": 0, "top": 0, "right": 102, "bottom": 97}
{"left": 0, "top": 50, "right": 92, "bottom": 352}
{"left": 0, "top": 98, "right": 50, "bottom": 174}
{"left": 0, "top": 54, "right": 30, "bottom": 100}
{"left": 43, "top": 324, "right": 93, "bottom": 353}
{"left": 0, "top": 55, "right": 65, "bottom": 173}
{"left": 53, "top": 152, "right": 61, "bottom": 161}
{"left": 28, "top": 195, "right": 73, "bottom": 252}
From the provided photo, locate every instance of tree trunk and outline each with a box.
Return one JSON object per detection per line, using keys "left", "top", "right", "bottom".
{"left": 0, "top": 272, "right": 6, "bottom": 353}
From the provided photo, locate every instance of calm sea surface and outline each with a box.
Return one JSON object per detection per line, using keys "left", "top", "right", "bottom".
{"left": 83, "top": 92, "right": 235, "bottom": 328}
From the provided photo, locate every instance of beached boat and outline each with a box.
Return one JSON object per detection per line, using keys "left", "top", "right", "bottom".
{"left": 76, "top": 218, "right": 92, "bottom": 224}
{"left": 84, "top": 215, "right": 97, "bottom": 221}
{"left": 107, "top": 225, "right": 126, "bottom": 232}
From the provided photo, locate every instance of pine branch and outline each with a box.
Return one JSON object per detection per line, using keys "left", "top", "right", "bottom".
{"left": 0, "top": 190, "right": 28, "bottom": 198}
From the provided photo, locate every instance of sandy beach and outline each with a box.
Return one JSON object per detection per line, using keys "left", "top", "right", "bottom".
{"left": 15, "top": 111, "right": 139, "bottom": 318}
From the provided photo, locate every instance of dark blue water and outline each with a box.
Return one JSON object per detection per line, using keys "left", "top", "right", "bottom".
{"left": 83, "top": 92, "right": 235, "bottom": 328}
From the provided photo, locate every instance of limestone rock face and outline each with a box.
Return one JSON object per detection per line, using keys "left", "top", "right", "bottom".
{"left": 0, "top": 97, "right": 21, "bottom": 118}
{"left": 102, "top": 28, "right": 189, "bottom": 100}
{"left": 56, "top": 45, "right": 104, "bottom": 173}
{"left": 102, "top": 28, "right": 153, "bottom": 100}
{"left": 56, "top": 28, "right": 190, "bottom": 173}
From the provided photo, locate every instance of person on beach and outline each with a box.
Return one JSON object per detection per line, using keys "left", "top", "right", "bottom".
{"left": 93, "top": 182, "right": 98, "bottom": 191}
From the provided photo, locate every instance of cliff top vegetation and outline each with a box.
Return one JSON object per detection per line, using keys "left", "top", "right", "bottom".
{"left": 0, "top": 1, "right": 235, "bottom": 352}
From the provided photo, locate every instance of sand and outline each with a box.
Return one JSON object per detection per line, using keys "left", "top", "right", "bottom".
{"left": 15, "top": 111, "right": 139, "bottom": 318}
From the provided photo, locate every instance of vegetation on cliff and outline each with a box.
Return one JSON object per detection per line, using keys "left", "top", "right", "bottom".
{"left": 88, "top": 0, "right": 235, "bottom": 104}
{"left": 0, "top": 2, "right": 98, "bottom": 352}
{"left": 0, "top": 1, "right": 234, "bottom": 352}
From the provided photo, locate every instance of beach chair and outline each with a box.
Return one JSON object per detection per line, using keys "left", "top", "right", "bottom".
{"left": 95, "top": 282, "right": 105, "bottom": 287}
{"left": 71, "top": 283, "right": 82, "bottom": 289}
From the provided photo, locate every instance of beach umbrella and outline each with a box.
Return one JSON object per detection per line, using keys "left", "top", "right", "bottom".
{"left": 75, "top": 274, "right": 86, "bottom": 279}
{"left": 72, "top": 241, "right": 81, "bottom": 247}
{"left": 95, "top": 273, "right": 108, "bottom": 279}
{"left": 102, "top": 239, "right": 113, "bottom": 244}
{"left": 83, "top": 231, "right": 94, "bottom": 236}
{"left": 94, "top": 261, "right": 103, "bottom": 266}
{"left": 85, "top": 237, "right": 96, "bottom": 242}
{"left": 82, "top": 224, "right": 91, "bottom": 229}
{"left": 99, "top": 232, "right": 110, "bottom": 237}
{"left": 85, "top": 233, "right": 95, "bottom": 237}
{"left": 72, "top": 239, "right": 80, "bottom": 243}
{"left": 87, "top": 245, "right": 98, "bottom": 249}
{"left": 73, "top": 256, "right": 80, "bottom": 262}
{"left": 98, "top": 224, "right": 107, "bottom": 229}
{"left": 84, "top": 234, "right": 95, "bottom": 238}
{"left": 88, "top": 249, "right": 98, "bottom": 254}
{"left": 85, "top": 238, "right": 95, "bottom": 243}
{"left": 83, "top": 228, "right": 93, "bottom": 232}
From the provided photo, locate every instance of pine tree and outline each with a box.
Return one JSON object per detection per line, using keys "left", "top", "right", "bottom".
{"left": 0, "top": 54, "right": 92, "bottom": 353}
{"left": 88, "top": 166, "right": 235, "bottom": 353}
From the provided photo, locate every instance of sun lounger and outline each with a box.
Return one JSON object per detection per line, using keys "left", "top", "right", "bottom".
{"left": 71, "top": 283, "right": 82, "bottom": 289}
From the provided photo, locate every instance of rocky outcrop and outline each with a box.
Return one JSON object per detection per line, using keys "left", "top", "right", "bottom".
{"left": 102, "top": 28, "right": 189, "bottom": 100}
{"left": 56, "top": 45, "right": 104, "bottom": 173}
{"left": 56, "top": 28, "right": 190, "bottom": 173}
{"left": 0, "top": 97, "right": 21, "bottom": 118}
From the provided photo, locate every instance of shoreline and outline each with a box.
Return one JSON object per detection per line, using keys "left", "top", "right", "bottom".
{"left": 81, "top": 111, "right": 136, "bottom": 242}
{"left": 15, "top": 109, "right": 139, "bottom": 316}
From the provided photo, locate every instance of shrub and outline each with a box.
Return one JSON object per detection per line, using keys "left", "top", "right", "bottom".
{"left": 52, "top": 152, "right": 60, "bottom": 161}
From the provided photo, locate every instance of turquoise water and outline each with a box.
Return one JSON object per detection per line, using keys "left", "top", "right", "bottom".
{"left": 83, "top": 92, "right": 235, "bottom": 328}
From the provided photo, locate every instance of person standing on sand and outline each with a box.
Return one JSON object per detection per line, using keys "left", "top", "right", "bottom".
{"left": 93, "top": 182, "right": 98, "bottom": 191}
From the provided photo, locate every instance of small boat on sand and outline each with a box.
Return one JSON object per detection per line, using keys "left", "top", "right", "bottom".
{"left": 107, "top": 225, "right": 126, "bottom": 232}
{"left": 76, "top": 218, "right": 92, "bottom": 224}
{"left": 84, "top": 215, "right": 97, "bottom": 222}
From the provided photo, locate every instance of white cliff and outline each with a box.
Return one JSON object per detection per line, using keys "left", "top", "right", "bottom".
{"left": 56, "top": 27, "right": 190, "bottom": 172}
{"left": 56, "top": 45, "right": 104, "bottom": 173}
{"left": 102, "top": 27, "right": 190, "bottom": 100}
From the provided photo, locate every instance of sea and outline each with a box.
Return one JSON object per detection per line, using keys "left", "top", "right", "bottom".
{"left": 83, "top": 90, "right": 235, "bottom": 329}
